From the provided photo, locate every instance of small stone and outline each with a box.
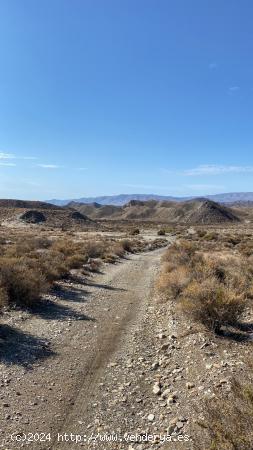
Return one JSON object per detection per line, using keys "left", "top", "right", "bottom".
{"left": 167, "top": 418, "right": 178, "bottom": 434}
{"left": 161, "top": 388, "right": 171, "bottom": 399}
{"left": 151, "top": 362, "right": 159, "bottom": 370}
{"left": 147, "top": 414, "right": 155, "bottom": 422}
{"left": 186, "top": 382, "right": 195, "bottom": 389}
{"left": 158, "top": 333, "right": 166, "bottom": 339}
{"left": 153, "top": 383, "right": 161, "bottom": 395}
{"left": 161, "top": 343, "right": 169, "bottom": 351}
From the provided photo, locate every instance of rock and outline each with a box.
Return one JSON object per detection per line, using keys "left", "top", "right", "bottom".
{"left": 178, "top": 416, "right": 187, "bottom": 422}
{"left": 153, "top": 383, "right": 161, "bottom": 395}
{"left": 169, "top": 334, "right": 177, "bottom": 340}
{"left": 160, "top": 343, "right": 169, "bottom": 351}
{"left": 186, "top": 382, "right": 195, "bottom": 389}
{"left": 167, "top": 418, "right": 178, "bottom": 434}
{"left": 176, "top": 421, "right": 184, "bottom": 429}
{"left": 161, "top": 388, "right": 171, "bottom": 399}
{"left": 219, "top": 379, "right": 228, "bottom": 384}
{"left": 167, "top": 392, "right": 177, "bottom": 404}
{"left": 151, "top": 362, "right": 159, "bottom": 370}
{"left": 158, "top": 333, "right": 166, "bottom": 339}
{"left": 147, "top": 414, "right": 155, "bottom": 422}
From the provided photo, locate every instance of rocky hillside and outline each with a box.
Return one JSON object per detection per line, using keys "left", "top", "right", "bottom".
{"left": 70, "top": 199, "right": 240, "bottom": 225}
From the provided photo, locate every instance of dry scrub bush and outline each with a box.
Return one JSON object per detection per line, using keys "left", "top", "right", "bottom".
{"left": 0, "top": 258, "right": 48, "bottom": 306}
{"left": 83, "top": 241, "right": 107, "bottom": 259}
{"left": 158, "top": 239, "right": 248, "bottom": 332}
{"left": 0, "top": 232, "right": 166, "bottom": 312}
{"left": 238, "top": 239, "right": 253, "bottom": 257}
{"left": 66, "top": 254, "right": 86, "bottom": 269}
{"left": 112, "top": 243, "right": 125, "bottom": 258}
{"left": 180, "top": 279, "right": 245, "bottom": 333}
{"left": 197, "top": 379, "right": 253, "bottom": 450}
{"left": 120, "top": 239, "right": 133, "bottom": 252}
{"left": 162, "top": 241, "right": 196, "bottom": 267}
{"left": 5, "top": 237, "right": 52, "bottom": 257}
{"left": 204, "top": 231, "right": 219, "bottom": 241}
{"left": 157, "top": 266, "right": 191, "bottom": 298}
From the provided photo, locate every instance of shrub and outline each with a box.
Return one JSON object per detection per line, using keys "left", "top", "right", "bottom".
{"left": 0, "top": 258, "right": 48, "bottom": 306}
{"left": 180, "top": 278, "right": 246, "bottom": 332}
{"left": 197, "top": 229, "right": 207, "bottom": 238}
{"left": 162, "top": 241, "right": 196, "bottom": 267}
{"left": 66, "top": 254, "right": 86, "bottom": 269}
{"left": 120, "top": 239, "right": 133, "bottom": 252}
{"left": 52, "top": 239, "right": 77, "bottom": 257}
{"left": 5, "top": 237, "right": 52, "bottom": 257}
{"left": 112, "top": 243, "right": 125, "bottom": 258}
{"left": 157, "top": 266, "right": 191, "bottom": 298}
{"left": 83, "top": 241, "right": 106, "bottom": 259}
{"left": 39, "top": 251, "right": 69, "bottom": 282}
{"left": 204, "top": 232, "right": 219, "bottom": 241}
{"left": 159, "top": 239, "right": 249, "bottom": 333}
{"left": 157, "top": 229, "right": 166, "bottom": 236}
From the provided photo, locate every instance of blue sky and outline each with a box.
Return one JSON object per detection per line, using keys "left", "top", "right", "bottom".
{"left": 0, "top": 0, "right": 253, "bottom": 200}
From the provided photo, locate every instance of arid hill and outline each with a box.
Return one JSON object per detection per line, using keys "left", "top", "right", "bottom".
{"left": 70, "top": 199, "right": 240, "bottom": 224}
{"left": 0, "top": 199, "right": 94, "bottom": 228}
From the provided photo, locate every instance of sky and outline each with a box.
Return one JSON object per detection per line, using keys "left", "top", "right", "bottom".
{"left": 0, "top": 0, "right": 253, "bottom": 200}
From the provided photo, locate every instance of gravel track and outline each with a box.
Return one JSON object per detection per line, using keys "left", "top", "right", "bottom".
{"left": 0, "top": 248, "right": 165, "bottom": 450}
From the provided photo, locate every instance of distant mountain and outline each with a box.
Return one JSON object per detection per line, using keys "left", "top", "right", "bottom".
{"left": 47, "top": 194, "right": 189, "bottom": 206}
{"left": 207, "top": 192, "right": 253, "bottom": 203}
{"left": 47, "top": 192, "right": 253, "bottom": 206}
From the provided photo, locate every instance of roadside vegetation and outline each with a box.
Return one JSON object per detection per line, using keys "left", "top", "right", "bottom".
{"left": 157, "top": 226, "right": 253, "bottom": 449}
{"left": 0, "top": 231, "right": 167, "bottom": 310}
{"left": 157, "top": 230, "right": 253, "bottom": 333}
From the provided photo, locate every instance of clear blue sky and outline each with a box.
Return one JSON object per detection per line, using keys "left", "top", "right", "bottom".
{"left": 0, "top": 0, "right": 253, "bottom": 200}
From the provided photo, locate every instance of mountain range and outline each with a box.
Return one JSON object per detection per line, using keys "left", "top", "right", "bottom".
{"left": 69, "top": 198, "right": 240, "bottom": 224}
{"left": 47, "top": 192, "right": 253, "bottom": 206}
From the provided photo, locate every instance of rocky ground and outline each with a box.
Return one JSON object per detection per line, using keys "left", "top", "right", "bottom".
{"left": 0, "top": 242, "right": 252, "bottom": 450}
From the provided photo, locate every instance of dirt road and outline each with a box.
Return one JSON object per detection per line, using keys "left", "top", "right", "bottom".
{"left": 0, "top": 247, "right": 166, "bottom": 449}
